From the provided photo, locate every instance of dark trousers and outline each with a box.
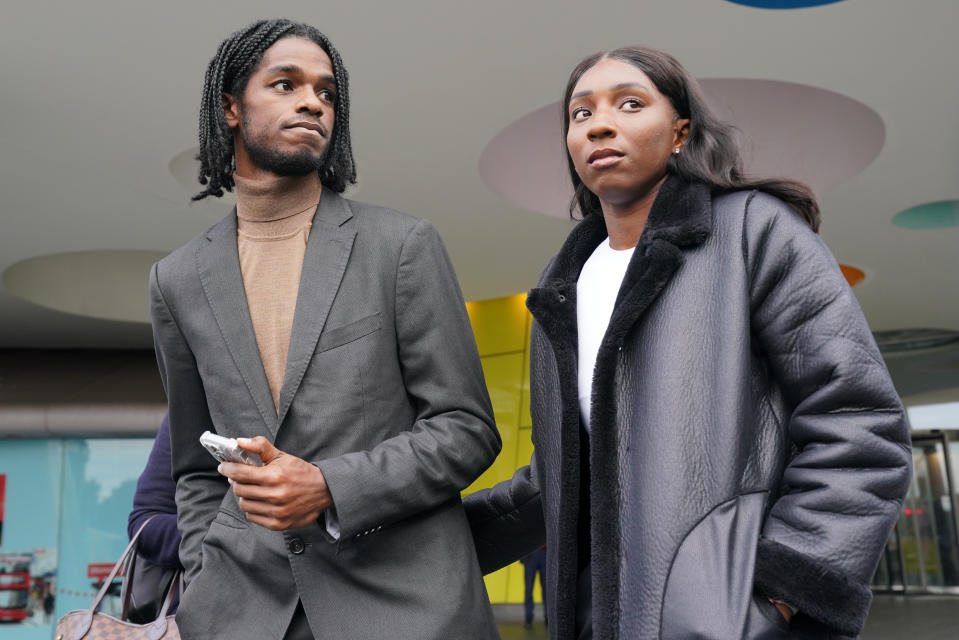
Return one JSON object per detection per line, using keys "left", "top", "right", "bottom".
{"left": 522, "top": 548, "right": 547, "bottom": 623}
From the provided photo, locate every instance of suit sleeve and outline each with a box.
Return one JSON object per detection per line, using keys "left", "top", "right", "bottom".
{"left": 744, "top": 193, "right": 912, "bottom": 636}
{"left": 314, "top": 219, "right": 502, "bottom": 540}
{"left": 464, "top": 453, "right": 547, "bottom": 574}
{"left": 150, "top": 262, "right": 227, "bottom": 584}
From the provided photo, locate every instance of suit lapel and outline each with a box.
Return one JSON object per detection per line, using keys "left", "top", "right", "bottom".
{"left": 275, "top": 190, "right": 356, "bottom": 428}
{"left": 195, "top": 212, "right": 278, "bottom": 435}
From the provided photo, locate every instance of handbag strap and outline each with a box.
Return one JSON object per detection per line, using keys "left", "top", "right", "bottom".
{"left": 68, "top": 515, "right": 164, "bottom": 640}
{"left": 120, "top": 538, "right": 139, "bottom": 620}
{"left": 146, "top": 571, "right": 181, "bottom": 639}
{"left": 120, "top": 517, "right": 182, "bottom": 622}
{"left": 89, "top": 515, "right": 161, "bottom": 613}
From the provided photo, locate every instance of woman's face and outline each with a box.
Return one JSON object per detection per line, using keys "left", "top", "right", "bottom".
{"left": 566, "top": 58, "right": 689, "bottom": 209}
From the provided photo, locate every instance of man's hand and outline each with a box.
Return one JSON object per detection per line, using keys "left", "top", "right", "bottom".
{"left": 217, "top": 436, "right": 332, "bottom": 530}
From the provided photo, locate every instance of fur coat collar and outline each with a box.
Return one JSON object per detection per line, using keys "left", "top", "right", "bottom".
{"left": 524, "top": 176, "right": 713, "bottom": 639}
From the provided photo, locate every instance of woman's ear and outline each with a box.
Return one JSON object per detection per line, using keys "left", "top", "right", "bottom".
{"left": 674, "top": 118, "right": 690, "bottom": 149}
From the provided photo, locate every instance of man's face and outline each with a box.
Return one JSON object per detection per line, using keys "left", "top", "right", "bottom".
{"left": 224, "top": 37, "right": 336, "bottom": 178}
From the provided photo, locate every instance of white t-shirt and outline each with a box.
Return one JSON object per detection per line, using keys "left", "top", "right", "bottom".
{"left": 576, "top": 237, "right": 635, "bottom": 432}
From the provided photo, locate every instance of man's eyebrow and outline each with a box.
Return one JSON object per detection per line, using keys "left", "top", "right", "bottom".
{"left": 265, "top": 65, "right": 337, "bottom": 87}
{"left": 571, "top": 82, "right": 651, "bottom": 100}
{"left": 265, "top": 64, "right": 304, "bottom": 75}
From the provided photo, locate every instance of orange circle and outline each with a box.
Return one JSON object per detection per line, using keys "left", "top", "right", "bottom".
{"left": 839, "top": 264, "right": 866, "bottom": 287}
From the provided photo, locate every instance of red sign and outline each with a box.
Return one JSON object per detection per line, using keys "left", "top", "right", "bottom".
{"left": 87, "top": 563, "right": 117, "bottom": 579}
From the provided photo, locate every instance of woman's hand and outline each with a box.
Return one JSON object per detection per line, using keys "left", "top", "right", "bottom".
{"left": 770, "top": 599, "right": 793, "bottom": 623}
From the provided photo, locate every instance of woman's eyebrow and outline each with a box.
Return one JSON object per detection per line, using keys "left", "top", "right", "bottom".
{"left": 571, "top": 82, "right": 651, "bottom": 100}
{"left": 611, "top": 82, "right": 651, "bottom": 93}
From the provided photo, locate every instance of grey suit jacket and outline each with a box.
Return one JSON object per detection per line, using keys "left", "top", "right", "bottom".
{"left": 150, "top": 190, "right": 501, "bottom": 640}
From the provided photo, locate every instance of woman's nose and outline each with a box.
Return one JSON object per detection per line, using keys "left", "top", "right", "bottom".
{"left": 587, "top": 111, "right": 616, "bottom": 140}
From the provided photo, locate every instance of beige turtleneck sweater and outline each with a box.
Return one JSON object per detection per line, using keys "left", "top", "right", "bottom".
{"left": 234, "top": 172, "right": 322, "bottom": 412}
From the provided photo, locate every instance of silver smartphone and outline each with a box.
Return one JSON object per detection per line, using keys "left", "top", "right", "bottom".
{"left": 200, "top": 430, "right": 263, "bottom": 466}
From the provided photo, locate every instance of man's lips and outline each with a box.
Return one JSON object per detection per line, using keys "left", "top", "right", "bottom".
{"left": 587, "top": 148, "right": 625, "bottom": 167}
{"left": 286, "top": 121, "right": 328, "bottom": 137}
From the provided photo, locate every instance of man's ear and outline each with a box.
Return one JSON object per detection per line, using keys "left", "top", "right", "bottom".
{"left": 223, "top": 93, "right": 241, "bottom": 130}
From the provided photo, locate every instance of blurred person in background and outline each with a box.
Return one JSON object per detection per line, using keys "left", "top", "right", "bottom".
{"left": 521, "top": 546, "right": 547, "bottom": 629}
{"left": 127, "top": 414, "right": 182, "bottom": 619}
{"left": 128, "top": 414, "right": 181, "bottom": 572}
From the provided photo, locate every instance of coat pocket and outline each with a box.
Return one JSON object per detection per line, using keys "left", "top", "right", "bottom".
{"left": 212, "top": 508, "right": 249, "bottom": 529}
{"left": 317, "top": 312, "right": 381, "bottom": 352}
{"left": 744, "top": 595, "right": 792, "bottom": 639}
{"left": 661, "top": 491, "right": 768, "bottom": 640}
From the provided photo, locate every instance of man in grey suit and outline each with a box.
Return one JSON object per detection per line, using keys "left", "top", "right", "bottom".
{"left": 150, "top": 19, "right": 501, "bottom": 639}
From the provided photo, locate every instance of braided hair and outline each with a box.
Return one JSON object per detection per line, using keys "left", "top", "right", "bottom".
{"left": 193, "top": 19, "right": 356, "bottom": 201}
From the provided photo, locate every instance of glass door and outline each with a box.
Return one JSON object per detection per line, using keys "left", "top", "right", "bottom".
{"left": 893, "top": 436, "right": 959, "bottom": 591}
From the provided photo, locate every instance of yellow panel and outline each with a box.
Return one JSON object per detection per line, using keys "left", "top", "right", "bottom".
{"left": 513, "top": 427, "right": 534, "bottom": 473}
{"left": 464, "top": 353, "right": 523, "bottom": 495}
{"left": 483, "top": 566, "right": 510, "bottom": 604}
{"left": 480, "top": 429, "right": 538, "bottom": 604}
{"left": 520, "top": 316, "right": 532, "bottom": 428}
{"left": 466, "top": 293, "right": 529, "bottom": 357}
{"left": 461, "top": 295, "right": 537, "bottom": 603}
{"left": 503, "top": 427, "right": 537, "bottom": 603}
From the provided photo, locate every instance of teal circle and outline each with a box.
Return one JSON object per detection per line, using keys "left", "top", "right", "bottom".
{"left": 892, "top": 200, "right": 959, "bottom": 229}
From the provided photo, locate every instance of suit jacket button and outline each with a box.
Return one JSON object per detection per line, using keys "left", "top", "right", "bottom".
{"left": 288, "top": 537, "right": 305, "bottom": 554}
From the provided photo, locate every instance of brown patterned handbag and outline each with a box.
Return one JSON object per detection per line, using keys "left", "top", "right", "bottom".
{"left": 54, "top": 518, "right": 180, "bottom": 640}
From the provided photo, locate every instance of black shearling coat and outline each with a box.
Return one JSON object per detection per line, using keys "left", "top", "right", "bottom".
{"left": 466, "top": 177, "right": 911, "bottom": 639}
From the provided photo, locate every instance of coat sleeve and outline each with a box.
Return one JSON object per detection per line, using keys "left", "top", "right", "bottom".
{"left": 744, "top": 192, "right": 912, "bottom": 636}
{"left": 128, "top": 413, "right": 183, "bottom": 570}
{"left": 150, "top": 262, "right": 226, "bottom": 584}
{"left": 313, "top": 219, "right": 502, "bottom": 540}
{"left": 464, "top": 454, "right": 547, "bottom": 574}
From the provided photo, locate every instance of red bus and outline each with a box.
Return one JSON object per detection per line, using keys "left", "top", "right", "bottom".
{"left": 0, "top": 570, "right": 30, "bottom": 622}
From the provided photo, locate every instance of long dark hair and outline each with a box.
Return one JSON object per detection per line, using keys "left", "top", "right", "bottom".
{"left": 193, "top": 19, "right": 357, "bottom": 201}
{"left": 563, "top": 46, "right": 820, "bottom": 231}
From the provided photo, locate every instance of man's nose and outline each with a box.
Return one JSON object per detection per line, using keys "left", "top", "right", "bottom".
{"left": 295, "top": 88, "right": 324, "bottom": 115}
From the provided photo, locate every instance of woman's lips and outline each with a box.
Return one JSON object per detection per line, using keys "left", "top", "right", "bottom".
{"left": 588, "top": 148, "right": 625, "bottom": 168}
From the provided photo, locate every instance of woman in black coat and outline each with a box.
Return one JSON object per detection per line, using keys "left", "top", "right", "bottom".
{"left": 467, "top": 47, "right": 911, "bottom": 640}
